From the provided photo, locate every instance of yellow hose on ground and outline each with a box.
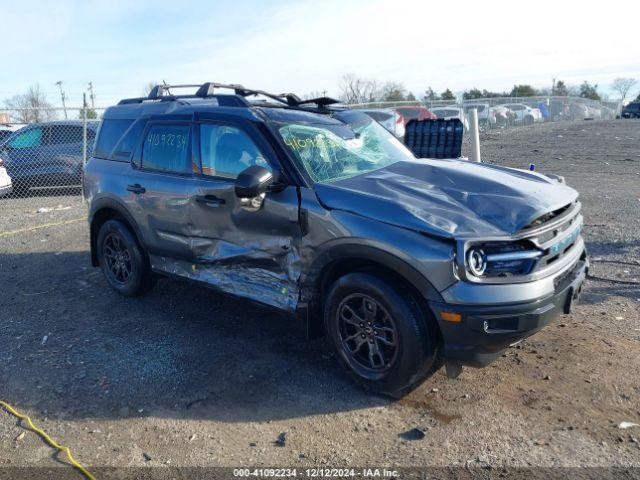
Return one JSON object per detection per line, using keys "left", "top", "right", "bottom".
{"left": 0, "top": 400, "right": 96, "bottom": 480}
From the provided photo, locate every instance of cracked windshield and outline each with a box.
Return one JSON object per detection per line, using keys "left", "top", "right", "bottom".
{"left": 278, "top": 112, "right": 414, "bottom": 183}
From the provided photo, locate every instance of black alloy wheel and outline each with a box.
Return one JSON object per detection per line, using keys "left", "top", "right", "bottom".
{"left": 102, "top": 231, "right": 133, "bottom": 285}
{"left": 337, "top": 293, "right": 399, "bottom": 375}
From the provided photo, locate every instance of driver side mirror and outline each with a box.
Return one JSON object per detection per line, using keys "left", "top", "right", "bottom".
{"left": 234, "top": 165, "right": 276, "bottom": 198}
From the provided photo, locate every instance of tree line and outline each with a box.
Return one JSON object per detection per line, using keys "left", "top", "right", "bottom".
{"left": 337, "top": 74, "right": 639, "bottom": 105}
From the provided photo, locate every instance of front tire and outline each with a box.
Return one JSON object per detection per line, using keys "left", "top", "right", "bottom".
{"left": 324, "top": 273, "right": 440, "bottom": 397}
{"left": 97, "top": 219, "right": 154, "bottom": 296}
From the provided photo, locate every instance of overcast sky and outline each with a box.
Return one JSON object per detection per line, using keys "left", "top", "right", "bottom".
{"left": 3, "top": 0, "right": 639, "bottom": 108}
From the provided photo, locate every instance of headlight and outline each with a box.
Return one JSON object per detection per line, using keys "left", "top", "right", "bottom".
{"left": 465, "top": 243, "right": 542, "bottom": 278}
{"left": 467, "top": 248, "right": 487, "bottom": 276}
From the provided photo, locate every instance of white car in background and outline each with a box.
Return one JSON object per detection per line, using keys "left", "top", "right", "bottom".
{"left": 0, "top": 157, "right": 12, "bottom": 197}
{"left": 498, "top": 103, "right": 543, "bottom": 125}
{"left": 359, "top": 108, "right": 405, "bottom": 138}
{"left": 584, "top": 105, "right": 602, "bottom": 120}
{"left": 430, "top": 106, "right": 469, "bottom": 130}
{"left": 463, "top": 103, "right": 496, "bottom": 128}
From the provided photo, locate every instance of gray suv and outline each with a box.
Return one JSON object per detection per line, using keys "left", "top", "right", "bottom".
{"left": 83, "top": 83, "right": 588, "bottom": 397}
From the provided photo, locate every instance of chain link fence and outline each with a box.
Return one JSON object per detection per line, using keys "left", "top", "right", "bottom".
{"left": 0, "top": 107, "right": 107, "bottom": 232}
{"left": 0, "top": 107, "right": 104, "bottom": 207}
{"left": 349, "top": 95, "right": 621, "bottom": 134}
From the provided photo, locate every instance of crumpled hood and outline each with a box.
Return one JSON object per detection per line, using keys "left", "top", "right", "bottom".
{"left": 314, "top": 158, "right": 579, "bottom": 239}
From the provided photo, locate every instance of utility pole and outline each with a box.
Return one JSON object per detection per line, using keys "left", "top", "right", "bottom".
{"left": 55, "top": 81, "right": 68, "bottom": 119}
{"left": 88, "top": 81, "right": 95, "bottom": 109}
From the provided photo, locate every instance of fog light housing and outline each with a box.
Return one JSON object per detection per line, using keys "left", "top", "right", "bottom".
{"left": 467, "top": 248, "right": 487, "bottom": 276}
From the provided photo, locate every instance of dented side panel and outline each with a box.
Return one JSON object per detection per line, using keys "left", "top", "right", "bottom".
{"left": 168, "top": 179, "right": 302, "bottom": 311}
{"left": 151, "top": 254, "right": 300, "bottom": 311}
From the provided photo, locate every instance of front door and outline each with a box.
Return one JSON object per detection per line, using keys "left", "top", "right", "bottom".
{"left": 2, "top": 125, "right": 46, "bottom": 187}
{"left": 142, "top": 117, "right": 301, "bottom": 311}
{"left": 185, "top": 119, "right": 302, "bottom": 311}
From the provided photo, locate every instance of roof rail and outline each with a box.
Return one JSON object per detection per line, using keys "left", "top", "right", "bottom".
{"left": 118, "top": 82, "right": 341, "bottom": 110}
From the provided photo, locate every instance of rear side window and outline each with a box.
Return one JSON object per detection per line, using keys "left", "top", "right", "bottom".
{"left": 94, "top": 119, "right": 133, "bottom": 159}
{"left": 142, "top": 124, "right": 191, "bottom": 174}
{"left": 110, "top": 120, "right": 145, "bottom": 161}
{"left": 9, "top": 128, "right": 43, "bottom": 148}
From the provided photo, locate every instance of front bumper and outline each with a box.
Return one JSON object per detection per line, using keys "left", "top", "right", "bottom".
{"left": 429, "top": 255, "right": 588, "bottom": 367}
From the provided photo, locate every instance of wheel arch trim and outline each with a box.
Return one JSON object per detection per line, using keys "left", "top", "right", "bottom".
{"left": 300, "top": 242, "right": 444, "bottom": 304}
{"left": 89, "top": 197, "right": 145, "bottom": 267}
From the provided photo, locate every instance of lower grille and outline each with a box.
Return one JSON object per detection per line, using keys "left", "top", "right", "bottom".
{"left": 553, "top": 259, "right": 584, "bottom": 291}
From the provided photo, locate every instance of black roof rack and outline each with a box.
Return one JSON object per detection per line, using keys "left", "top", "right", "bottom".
{"left": 118, "top": 82, "right": 341, "bottom": 111}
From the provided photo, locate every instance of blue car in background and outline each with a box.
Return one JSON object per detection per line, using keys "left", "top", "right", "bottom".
{"left": 0, "top": 120, "right": 99, "bottom": 192}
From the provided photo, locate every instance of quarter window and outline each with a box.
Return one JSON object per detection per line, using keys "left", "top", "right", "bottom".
{"left": 199, "top": 124, "right": 270, "bottom": 179}
{"left": 141, "top": 124, "right": 191, "bottom": 173}
{"left": 94, "top": 119, "right": 134, "bottom": 159}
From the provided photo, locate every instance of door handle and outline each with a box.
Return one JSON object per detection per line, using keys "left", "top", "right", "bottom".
{"left": 126, "top": 184, "right": 146, "bottom": 194}
{"left": 195, "top": 194, "right": 226, "bottom": 207}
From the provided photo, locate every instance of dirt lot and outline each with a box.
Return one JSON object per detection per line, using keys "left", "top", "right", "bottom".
{"left": 1, "top": 120, "right": 639, "bottom": 477}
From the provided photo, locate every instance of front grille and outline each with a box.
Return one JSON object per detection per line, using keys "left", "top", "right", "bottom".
{"left": 522, "top": 202, "right": 582, "bottom": 276}
{"left": 458, "top": 202, "right": 583, "bottom": 284}
{"left": 554, "top": 259, "right": 584, "bottom": 291}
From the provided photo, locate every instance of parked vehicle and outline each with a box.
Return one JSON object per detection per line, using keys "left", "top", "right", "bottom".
{"left": 621, "top": 102, "right": 640, "bottom": 119}
{"left": 0, "top": 157, "right": 12, "bottom": 196}
{"left": 536, "top": 101, "right": 550, "bottom": 121}
{"left": 394, "top": 106, "right": 436, "bottom": 127}
{"left": 498, "top": 103, "right": 543, "bottom": 125}
{"left": 360, "top": 108, "right": 405, "bottom": 138}
{"left": 84, "top": 82, "right": 588, "bottom": 397}
{"left": 549, "top": 99, "right": 570, "bottom": 121}
{"left": 584, "top": 105, "right": 602, "bottom": 120}
{"left": 430, "top": 106, "right": 469, "bottom": 130}
{"left": 488, "top": 105, "right": 514, "bottom": 127}
{"left": 569, "top": 102, "right": 589, "bottom": 121}
{"left": 463, "top": 103, "right": 496, "bottom": 129}
{"left": 0, "top": 120, "right": 99, "bottom": 192}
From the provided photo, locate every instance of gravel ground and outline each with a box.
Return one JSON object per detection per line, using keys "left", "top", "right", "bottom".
{"left": 1, "top": 120, "right": 639, "bottom": 478}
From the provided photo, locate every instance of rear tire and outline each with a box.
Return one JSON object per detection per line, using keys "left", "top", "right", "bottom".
{"left": 97, "top": 219, "right": 154, "bottom": 296}
{"left": 324, "top": 273, "right": 440, "bottom": 398}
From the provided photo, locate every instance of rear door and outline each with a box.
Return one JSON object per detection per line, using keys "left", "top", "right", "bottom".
{"left": 128, "top": 119, "right": 197, "bottom": 259}
{"left": 184, "top": 117, "right": 302, "bottom": 311}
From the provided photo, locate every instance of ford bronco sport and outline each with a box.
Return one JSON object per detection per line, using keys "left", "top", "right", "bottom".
{"left": 84, "top": 83, "right": 588, "bottom": 397}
